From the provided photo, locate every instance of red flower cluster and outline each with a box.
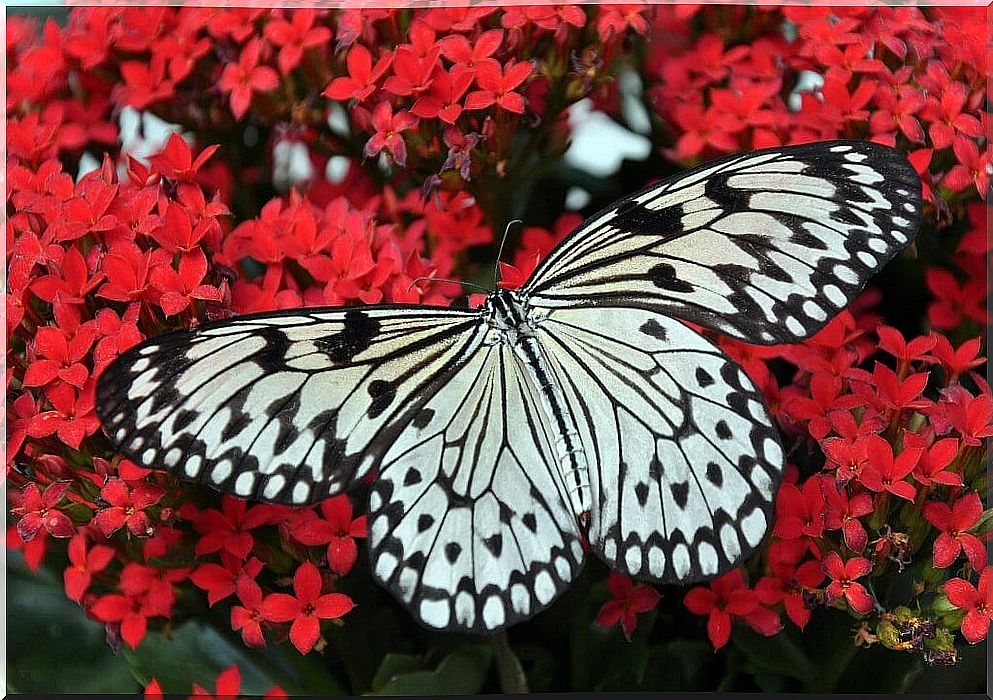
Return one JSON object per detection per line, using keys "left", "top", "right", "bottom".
{"left": 6, "top": 4, "right": 988, "bottom": 681}
{"left": 646, "top": 6, "right": 988, "bottom": 201}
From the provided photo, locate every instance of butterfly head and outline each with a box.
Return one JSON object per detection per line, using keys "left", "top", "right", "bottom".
{"left": 485, "top": 288, "right": 531, "bottom": 333}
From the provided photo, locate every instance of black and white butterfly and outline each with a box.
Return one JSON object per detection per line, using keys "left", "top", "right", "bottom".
{"left": 96, "top": 140, "right": 921, "bottom": 633}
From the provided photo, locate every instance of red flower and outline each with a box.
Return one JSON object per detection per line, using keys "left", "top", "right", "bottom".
{"left": 924, "top": 492, "right": 986, "bottom": 570}
{"left": 929, "top": 335, "right": 985, "bottom": 383}
{"left": 30, "top": 245, "right": 103, "bottom": 306}
{"left": 926, "top": 269, "right": 987, "bottom": 330}
{"left": 218, "top": 38, "right": 280, "bottom": 120}
{"left": 755, "top": 551, "right": 825, "bottom": 630}
{"left": 684, "top": 569, "right": 781, "bottom": 649}
{"left": 191, "top": 554, "right": 263, "bottom": 607}
{"left": 411, "top": 65, "right": 473, "bottom": 124}
{"left": 869, "top": 84, "right": 926, "bottom": 143}
{"left": 943, "top": 390, "right": 993, "bottom": 447}
{"left": 671, "top": 103, "right": 740, "bottom": 159}
{"left": 189, "top": 665, "right": 286, "bottom": 699}
{"left": 876, "top": 325, "right": 936, "bottom": 367}
{"left": 464, "top": 60, "right": 533, "bottom": 113}
{"left": 184, "top": 496, "right": 286, "bottom": 560}
{"left": 363, "top": 101, "right": 418, "bottom": 167}
{"left": 150, "top": 249, "right": 224, "bottom": 316}
{"left": 822, "top": 480, "right": 873, "bottom": 552}
{"left": 147, "top": 133, "right": 219, "bottom": 184}
{"left": 261, "top": 561, "right": 354, "bottom": 654}
{"left": 440, "top": 29, "right": 502, "bottom": 71}
{"left": 231, "top": 577, "right": 267, "bottom": 648}
{"left": 944, "top": 567, "right": 993, "bottom": 643}
{"left": 822, "top": 552, "right": 874, "bottom": 614}
{"left": 64, "top": 534, "right": 114, "bottom": 602}
{"left": 94, "top": 477, "right": 165, "bottom": 538}
{"left": 324, "top": 45, "right": 393, "bottom": 102}
{"left": 383, "top": 46, "right": 440, "bottom": 97}
{"left": 10, "top": 481, "right": 75, "bottom": 542}
{"left": 904, "top": 433, "right": 961, "bottom": 487}
{"left": 851, "top": 363, "right": 930, "bottom": 413}
{"left": 291, "top": 495, "right": 367, "bottom": 575}
{"left": 595, "top": 573, "right": 661, "bottom": 640}
{"left": 772, "top": 478, "right": 825, "bottom": 545}
{"left": 922, "top": 82, "right": 984, "bottom": 150}
{"left": 944, "top": 137, "right": 990, "bottom": 196}
{"left": 97, "top": 242, "right": 166, "bottom": 307}
{"left": 263, "top": 9, "right": 332, "bottom": 75}
{"left": 784, "top": 374, "right": 861, "bottom": 440}
{"left": 23, "top": 322, "right": 98, "bottom": 389}
{"left": 859, "top": 434, "right": 921, "bottom": 500}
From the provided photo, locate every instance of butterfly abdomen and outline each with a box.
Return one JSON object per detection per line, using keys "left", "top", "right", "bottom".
{"left": 514, "top": 331, "right": 592, "bottom": 518}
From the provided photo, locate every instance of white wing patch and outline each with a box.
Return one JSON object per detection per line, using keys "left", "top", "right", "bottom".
{"left": 97, "top": 307, "right": 485, "bottom": 505}
{"left": 523, "top": 140, "right": 921, "bottom": 344}
{"left": 368, "top": 340, "right": 584, "bottom": 633}
{"left": 536, "top": 305, "right": 783, "bottom": 582}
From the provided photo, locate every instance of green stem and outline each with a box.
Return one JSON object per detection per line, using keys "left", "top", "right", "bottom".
{"left": 493, "top": 631, "right": 529, "bottom": 694}
{"left": 802, "top": 636, "right": 858, "bottom": 693}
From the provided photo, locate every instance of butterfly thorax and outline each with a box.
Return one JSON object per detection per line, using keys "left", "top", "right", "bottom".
{"left": 485, "top": 288, "right": 534, "bottom": 336}
{"left": 485, "top": 288, "right": 592, "bottom": 523}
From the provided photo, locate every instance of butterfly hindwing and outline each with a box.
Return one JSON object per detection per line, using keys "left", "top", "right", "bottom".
{"left": 368, "top": 341, "right": 584, "bottom": 633}
{"left": 96, "top": 306, "right": 485, "bottom": 505}
{"left": 523, "top": 140, "right": 921, "bottom": 344}
{"left": 536, "top": 305, "right": 783, "bottom": 583}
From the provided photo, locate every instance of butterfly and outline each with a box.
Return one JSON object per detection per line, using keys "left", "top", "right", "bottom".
{"left": 96, "top": 140, "right": 921, "bottom": 633}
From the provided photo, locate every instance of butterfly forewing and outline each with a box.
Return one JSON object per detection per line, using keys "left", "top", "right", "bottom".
{"left": 96, "top": 306, "right": 485, "bottom": 504}
{"left": 536, "top": 305, "right": 782, "bottom": 582}
{"left": 523, "top": 140, "right": 922, "bottom": 344}
{"left": 368, "top": 341, "right": 584, "bottom": 633}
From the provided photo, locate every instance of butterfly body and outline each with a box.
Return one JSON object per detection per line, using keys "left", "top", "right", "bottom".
{"left": 97, "top": 141, "right": 922, "bottom": 633}
{"left": 485, "top": 288, "right": 592, "bottom": 517}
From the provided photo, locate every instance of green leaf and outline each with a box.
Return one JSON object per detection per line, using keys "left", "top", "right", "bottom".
{"left": 124, "top": 619, "right": 344, "bottom": 695}
{"left": 367, "top": 646, "right": 492, "bottom": 695}
{"left": 7, "top": 552, "right": 140, "bottom": 694}
{"left": 370, "top": 653, "right": 427, "bottom": 690}
{"left": 635, "top": 639, "right": 720, "bottom": 692}
{"left": 731, "top": 625, "right": 819, "bottom": 682}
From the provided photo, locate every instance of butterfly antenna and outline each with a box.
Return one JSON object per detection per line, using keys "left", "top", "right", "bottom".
{"left": 408, "top": 276, "right": 491, "bottom": 295}
{"left": 494, "top": 219, "right": 523, "bottom": 287}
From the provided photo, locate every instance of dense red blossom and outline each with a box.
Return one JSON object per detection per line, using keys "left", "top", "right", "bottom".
{"left": 5, "top": 3, "right": 989, "bottom": 670}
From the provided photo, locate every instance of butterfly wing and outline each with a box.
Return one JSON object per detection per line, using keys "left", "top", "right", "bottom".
{"left": 536, "top": 305, "right": 782, "bottom": 582}
{"left": 96, "top": 306, "right": 486, "bottom": 505}
{"left": 368, "top": 340, "right": 585, "bottom": 633}
{"left": 523, "top": 140, "right": 921, "bottom": 344}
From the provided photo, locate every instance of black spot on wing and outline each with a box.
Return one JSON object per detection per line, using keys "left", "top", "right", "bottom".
{"left": 315, "top": 310, "right": 381, "bottom": 364}
{"left": 706, "top": 461, "right": 723, "bottom": 487}
{"left": 444, "top": 542, "right": 462, "bottom": 564}
{"left": 670, "top": 481, "right": 689, "bottom": 509}
{"left": 648, "top": 262, "right": 694, "bottom": 293}
{"left": 640, "top": 319, "right": 668, "bottom": 341}
{"left": 367, "top": 379, "right": 397, "bottom": 418}
{"left": 412, "top": 407, "right": 435, "bottom": 429}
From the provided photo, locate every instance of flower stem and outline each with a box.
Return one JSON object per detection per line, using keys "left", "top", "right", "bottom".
{"left": 493, "top": 630, "right": 529, "bottom": 694}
